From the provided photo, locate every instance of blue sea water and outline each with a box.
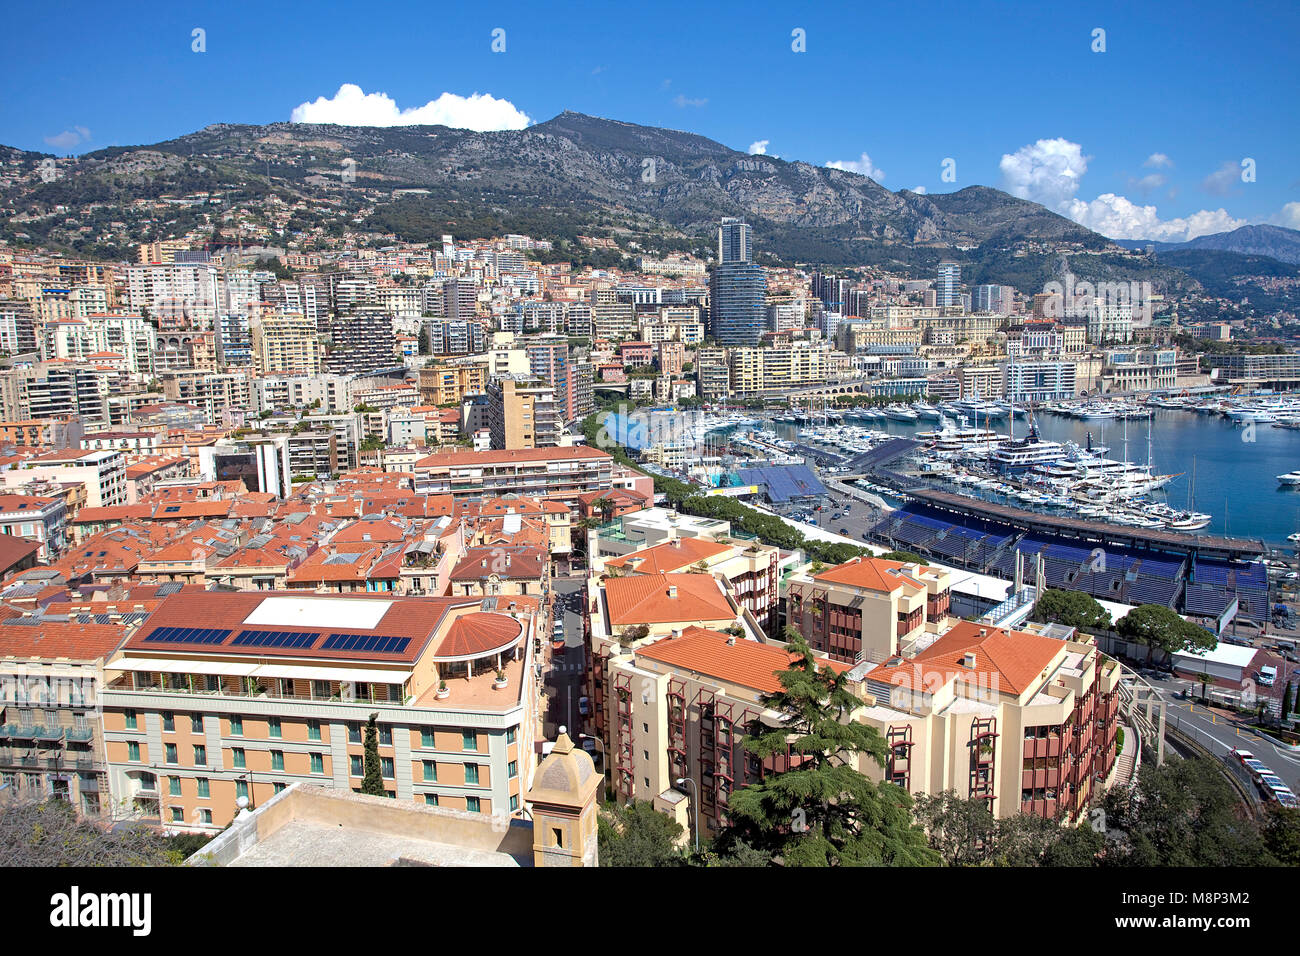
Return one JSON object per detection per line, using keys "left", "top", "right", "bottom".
{"left": 773, "top": 409, "right": 1300, "bottom": 546}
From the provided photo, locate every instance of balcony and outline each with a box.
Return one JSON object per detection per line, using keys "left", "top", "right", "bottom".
{"left": 1021, "top": 767, "right": 1061, "bottom": 790}
{"left": 1022, "top": 736, "right": 1062, "bottom": 760}
{"left": 32, "top": 725, "right": 65, "bottom": 743}
{"left": 66, "top": 725, "right": 94, "bottom": 743}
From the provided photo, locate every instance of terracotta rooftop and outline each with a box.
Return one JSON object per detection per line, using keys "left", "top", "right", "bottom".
{"left": 605, "top": 537, "right": 731, "bottom": 574}
{"left": 868, "top": 621, "right": 1065, "bottom": 697}
{"left": 0, "top": 621, "right": 128, "bottom": 662}
{"left": 637, "top": 626, "right": 851, "bottom": 693}
{"left": 813, "top": 555, "right": 927, "bottom": 594}
{"left": 604, "top": 572, "right": 734, "bottom": 627}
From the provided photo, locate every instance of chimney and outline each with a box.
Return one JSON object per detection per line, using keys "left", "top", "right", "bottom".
{"left": 978, "top": 628, "right": 987, "bottom": 637}
{"left": 505, "top": 553, "right": 511, "bottom": 568}
{"left": 726, "top": 634, "right": 736, "bottom": 646}
{"left": 667, "top": 584, "right": 678, "bottom": 599}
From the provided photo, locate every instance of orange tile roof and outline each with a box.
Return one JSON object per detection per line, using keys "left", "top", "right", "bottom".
{"left": 813, "top": 555, "right": 926, "bottom": 594}
{"left": 636, "top": 627, "right": 851, "bottom": 693}
{"left": 868, "top": 621, "right": 1064, "bottom": 697}
{"left": 0, "top": 621, "right": 127, "bottom": 662}
{"left": 604, "top": 572, "right": 733, "bottom": 627}
{"left": 606, "top": 537, "right": 731, "bottom": 574}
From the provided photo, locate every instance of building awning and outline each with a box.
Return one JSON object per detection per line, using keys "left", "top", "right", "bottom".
{"left": 111, "top": 657, "right": 261, "bottom": 676}
{"left": 247, "top": 663, "right": 412, "bottom": 684}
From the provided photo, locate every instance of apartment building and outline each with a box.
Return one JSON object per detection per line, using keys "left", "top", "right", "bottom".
{"left": 601, "top": 536, "right": 781, "bottom": 636}
{"left": 0, "top": 622, "right": 125, "bottom": 817}
{"left": 416, "top": 362, "right": 486, "bottom": 407}
{"left": 252, "top": 310, "right": 320, "bottom": 376}
{"left": 2, "top": 448, "right": 128, "bottom": 509}
{"left": 0, "top": 495, "right": 68, "bottom": 559}
{"left": 784, "top": 556, "right": 954, "bottom": 665}
{"left": 729, "top": 344, "right": 828, "bottom": 395}
{"left": 412, "top": 446, "right": 615, "bottom": 505}
{"left": 852, "top": 621, "right": 1121, "bottom": 822}
{"left": 100, "top": 591, "right": 539, "bottom": 831}
{"left": 486, "top": 377, "right": 560, "bottom": 450}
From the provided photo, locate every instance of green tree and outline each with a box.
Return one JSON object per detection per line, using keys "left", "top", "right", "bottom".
{"left": 361, "top": 712, "right": 385, "bottom": 797}
{"left": 1263, "top": 807, "right": 1300, "bottom": 866}
{"left": 724, "top": 629, "right": 941, "bottom": 866}
{"left": 597, "top": 800, "right": 687, "bottom": 867}
{"left": 1116, "top": 604, "right": 1215, "bottom": 655}
{"left": 1032, "top": 588, "right": 1112, "bottom": 632}
{"left": 1100, "top": 756, "right": 1271, "bottom": 866}
{"left": 912, "top": 790, "right": 998, "bottom": 865}
{"left": 1283, "top": 681, "right": 1295, "bottom": 719}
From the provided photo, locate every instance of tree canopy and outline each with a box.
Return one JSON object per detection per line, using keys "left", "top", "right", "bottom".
{"left": 1032, "top": 588, "right": 1112, "bottom": 632}
{"left": 723, "top": 629, "right": 940, "bottom": 866}
{"left": 1116, "top": 604, "right": 1215, "bottom": 654}
{"left": 598, "top": 800, "right": 687, "bottom": 867}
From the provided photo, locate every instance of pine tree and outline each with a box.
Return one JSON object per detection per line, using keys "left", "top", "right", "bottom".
{"left": 361, "top": 712, "right": 385, "bottom": 797}
{"left": 1283, "top": 681, "right": 1294, "bottom": 720}
{"left": 724, "top": 628, "right": 941, "bottom": 866}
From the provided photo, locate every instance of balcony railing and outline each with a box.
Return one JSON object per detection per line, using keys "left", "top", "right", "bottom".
{"left": 110, "top": 681, "right": 411, "bottom": 707}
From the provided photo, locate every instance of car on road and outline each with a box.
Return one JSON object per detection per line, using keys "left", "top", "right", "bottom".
{"left": 839, "top": 528, "right": 850, "bottom": 535}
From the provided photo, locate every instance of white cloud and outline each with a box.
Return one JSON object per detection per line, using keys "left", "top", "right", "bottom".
{"left": 44, "top": 127, "right": 91, "bottom": 150}
{"left": 909, "top": 186, "right": 927, "bottom": 194}
{"left": 748, "top": 140, "right": 769, "bottom": 155}
{"left": 1271, "top": 202, "right": 1300, "bottom": 230}
{"left": 290, "top": 83, "right": 530, "bottom": 131}
{"left": 1066, "top": 193, "right": 1246, "bottom": 242}
{"left": 999, "top": 138, "right": 1089, "bottom": 209}
{"left": 825, "top": 152, "right": 885, "bottom": 181}
{"left": 1202, "top": 160, "right": 1240, "bottom": 196}
{"left": 673, "top": 94, "right": 707, "bottom": 108}
{"left": 1001, "top": 137, "right": 1249, "bottom": 242}
{"left": 1128, "top": 172, "right": 1167, "bottom": 195}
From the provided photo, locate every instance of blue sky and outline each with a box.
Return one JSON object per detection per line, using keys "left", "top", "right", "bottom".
{"left": 3, "top": 0, "right": 1297, "bottom": 241}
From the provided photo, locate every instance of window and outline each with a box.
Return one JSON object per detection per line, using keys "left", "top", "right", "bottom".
{"left": 505, "top": 727, "right": 516, "bottom": 745}
{"left": 350, "top": 756, "right": 363, "bottom": 776}
{"left": 379, "top": 725, "right": 392, "bottom": 746}
{"left": 465, "top": 764, "right": 480, "bottom": 785}
{"left": 311, "top": 680, "right": 330, "bottom": 699}
{"left": 268, "top": 717, "right": 282, "bottom": 739}
{"left": 164, "top": 743, "right": 178, "bottom": 764}
{"left": 232, "top": 748, "right": 246, "bottom": 769}
{"left": 168, "top": 776, "right": 181, "bottom": 797}
{"left": 229, "top": 716, "right": 243, "bottom": 736}
{"left": 310, "top": 753, "right": 324, "bottom": 774}
{"left": 235, "top": 779, "right": 248, "bottom": 800}
{"left": 508, "top": 760, "right": 517, "bottom": 779}
{"left": 191, "top": 714, "right": 204, "bottom": 733}
{"left": 273, "top": 782, "right": 286, "bottom": 794}
{"left": 421, "top": 728, "right": 435, "bottom": 748}
{"left": 162, "top": 712, "right": 174, "bottom": 732}
{"left": 510, "top": 795, "right": 519, "bottom": 812}
{"left": 307, "top": 720, "right": 321, "bottom": 741}
{"left": 466, "top": 796, "right": 481, "bottom": 813}
{"left": 381, "top": 758, "right": 394, "bottom": 779}
{"left": 199, "top": 809, "right": 212, "bottom": 824}
{"left": 271, "top": 751, "right": 284, "bottom": 771}
{"left": 124, "top": 709, "right": 137, "bottom": 730}
{"left": 127, "top": 741, "right": 140, "bottom": 762}
{"left": 193, "top": 745, "right": 206, "bottom": 766}
{"left": 462, "top": 731, "right": 477, "bottom": 752}
{"left": 424, "top": 794, "right": 439, "bottom": 807}
{"left": 423, "top": 761, "right": 437, "bottom": 782}
{"left": 348, "top": 722, "right": 360, "bottom": 744}
{"left": 196, "top": 778, "right": 209, "bottom": 799}
{"left": 170, "top": 807, "right": 184, "bottom": 823}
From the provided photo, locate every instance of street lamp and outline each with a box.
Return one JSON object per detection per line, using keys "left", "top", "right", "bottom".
{"left": 675, "top": 776, "right": 699, "bottom": 853}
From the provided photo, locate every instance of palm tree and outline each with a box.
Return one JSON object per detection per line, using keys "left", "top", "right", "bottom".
{"left": 1195, "top": 672, "right": 1213, "bottom": 703}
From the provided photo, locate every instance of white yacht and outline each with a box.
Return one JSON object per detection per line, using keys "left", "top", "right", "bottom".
{"left": 1278, "top": 471, "right": 1300, "bottom": 486}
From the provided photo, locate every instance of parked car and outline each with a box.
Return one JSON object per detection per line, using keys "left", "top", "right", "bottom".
{"left": 839, "top": 528, "right": 850, "bottom": 535}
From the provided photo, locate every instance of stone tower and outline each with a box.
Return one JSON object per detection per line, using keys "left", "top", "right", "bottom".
{"left": 526, "top": 732, "right": 601, "bottom": 867}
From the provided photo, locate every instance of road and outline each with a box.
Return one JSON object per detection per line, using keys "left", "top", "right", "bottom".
{"left": 542, "top": 575, "right": 590, "bottom": 747}
{"left": 1137, "top": 671, "right": 1300, "bottom": 792}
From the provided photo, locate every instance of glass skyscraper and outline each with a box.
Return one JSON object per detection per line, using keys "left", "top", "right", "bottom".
{"left": 709, "top": 218, "right": 766, "bottom": 346}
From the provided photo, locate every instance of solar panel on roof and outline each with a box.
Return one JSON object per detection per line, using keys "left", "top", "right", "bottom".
{"left": 322, "top": 632, "right": 410, "bottom": 654}
{"left": 231, "top": 629, "right": 318, "bottom": 649}
{"left": 142, "top": 626, "right": 230, "bottom": 645}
